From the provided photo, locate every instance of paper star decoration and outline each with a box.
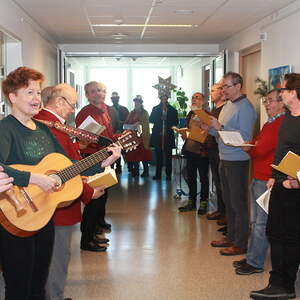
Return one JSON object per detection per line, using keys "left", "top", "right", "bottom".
{"left": 153, "top": 76, "right": 177, "bottom": 99}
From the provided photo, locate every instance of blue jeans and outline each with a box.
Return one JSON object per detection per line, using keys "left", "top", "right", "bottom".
{"left": 246, "top": 179, "right": 269, "bottom": 269}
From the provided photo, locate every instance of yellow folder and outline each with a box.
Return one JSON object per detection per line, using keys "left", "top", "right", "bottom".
{"left": 188, "top": 125, "right": 208, "bottom": 143}
{"left": 87, "top": 167, "right": 118, "bottom": 188}
{"left": 193, "top": 109, "right": 211, "bottom": 126}
{"left": 271, "top": 151, "right": 300, "bottom": 178}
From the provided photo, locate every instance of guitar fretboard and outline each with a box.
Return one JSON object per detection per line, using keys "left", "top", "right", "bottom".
{"left": 56, "top": 142, "right": 120, "bottom": 183}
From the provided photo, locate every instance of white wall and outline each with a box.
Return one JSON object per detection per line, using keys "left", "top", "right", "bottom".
{"left": 0, "top": 0, "right": 58, "bottom": 85}
{"left": 220, "top": 1, "right": 300, "bottom": 77}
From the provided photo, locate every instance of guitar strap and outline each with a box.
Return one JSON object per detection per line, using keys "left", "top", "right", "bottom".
{"left": 35, "top": 119, "right": 113, "bottom": 146}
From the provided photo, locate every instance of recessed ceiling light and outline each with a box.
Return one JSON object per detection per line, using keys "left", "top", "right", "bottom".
{"left": 174, "top": 10, "right": 194, "bottom": 15}
{"left": 93, "top": 24, "right": 193, "bottom": 28}
{"left": 111, "top": 33, "right": 128, "bottom": 39}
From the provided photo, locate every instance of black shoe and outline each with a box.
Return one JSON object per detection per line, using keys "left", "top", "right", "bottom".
{"left": 197, "top": 201, "right": 207, "bottom": 215}
{"left": 152, "top": 176, "right": 161, "bottom": 180}
{"left": 178, "top": 203, "right": 196, "bottom": 212}
{"left": 250, "top": 284, "right": 289, "bottom": 299}
{"left": 81, "top": 241, "right": 107, "bottom": 252}
{"left": 218, "top": 226, "right": 227, "bottom": 232}
{"left": 236, "top": 263, "right": 264, "bottom": 275}
{"left": 233, "top": 258, "right": 247, "bottom": 268}
{"left": 99, "top": 223, "right": 111, "bottom": 230}
{"left": 141, "top": 172, "right": 149, "bottom": 177}
{"left": 93, "top": 236, "right": 110, "bottom": 244}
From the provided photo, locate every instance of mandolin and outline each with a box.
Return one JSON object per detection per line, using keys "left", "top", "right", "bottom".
{"left": 0, "top": 131, "right": 139, "bottom": 237}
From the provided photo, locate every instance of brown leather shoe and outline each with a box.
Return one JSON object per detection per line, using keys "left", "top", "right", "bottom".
{"left": 206, "top": 211, "right": 221, "bottom": 220}
{"left": 211, "top": 238, "right": 233, "bottom": 248}
{"left": 220, "top": 245, "right": 247, "bottom": 256}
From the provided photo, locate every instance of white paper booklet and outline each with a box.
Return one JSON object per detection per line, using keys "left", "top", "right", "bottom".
{"left": 297, "top": 170, "right": 300, "bottom": 182}
{"left": 218, "top": 130, "right": 254, "bottom": 147}
{"left": 78, "top": 115, "right": 106, "bottom": 135}
{"left": 256, "top": 188, "right": 272, "bottom": 214}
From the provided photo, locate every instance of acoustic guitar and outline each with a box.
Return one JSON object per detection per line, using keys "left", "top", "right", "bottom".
{"left": 0, "top": 131, "right": 139, "bottom": 237}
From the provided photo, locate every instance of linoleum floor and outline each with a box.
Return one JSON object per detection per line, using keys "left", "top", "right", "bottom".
{"left": 64, "top": 168, "right": 300, "bottom": 300}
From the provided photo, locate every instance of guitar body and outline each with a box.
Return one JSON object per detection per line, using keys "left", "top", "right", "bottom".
{"left": 0, "top": 153, "right": 83, "bottom": 237}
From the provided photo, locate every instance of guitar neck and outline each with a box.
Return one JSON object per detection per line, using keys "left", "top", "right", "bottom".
{"left": 56, "top": 143, "right": 119, "bottom": 183}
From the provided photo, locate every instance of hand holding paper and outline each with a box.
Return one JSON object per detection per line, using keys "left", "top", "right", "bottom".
{"left": 218, "top": 131, "right": 255, "bottom": 147}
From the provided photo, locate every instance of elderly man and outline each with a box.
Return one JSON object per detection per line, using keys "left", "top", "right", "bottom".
{"left": 250, "top": 73, "right": 300, "bottom": 300}
{"left": 233, "top": 89, "right": 285, "bottom": 276}
{"left": 209, "top": 72, "right": 257, "bottom": 256}
{"left": 206, "top": 81, "right": 226, "bottom": 220}
{"left": 35, "top": 83, "right": 121, "bottom": 300}
{"left": 75, "top": 81, "right": 118, "bottom": 243}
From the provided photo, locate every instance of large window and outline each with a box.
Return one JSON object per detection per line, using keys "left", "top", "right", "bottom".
{"left": 132, "top": 68, "right": 171, "bottom": 113}
{"left": 89, "top": 68, "right": 128, "bottom": 107}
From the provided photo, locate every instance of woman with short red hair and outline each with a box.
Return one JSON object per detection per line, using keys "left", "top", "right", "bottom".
{"left": 0, "top": 67, "right": 67, "bottom": 300}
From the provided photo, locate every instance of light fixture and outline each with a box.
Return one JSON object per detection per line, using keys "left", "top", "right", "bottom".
{"left": 174, "top": 10, "right": 194, "bottom": 15}
{"left": 111, "top": 33, "right": 128, "bottom": 39}
{"left": 93, "top": 24, "right": 193, "bottom": 28}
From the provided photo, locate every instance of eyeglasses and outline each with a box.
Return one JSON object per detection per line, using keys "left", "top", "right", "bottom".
{"left": 221, "top": 83, "right": 236, "bottom": 90}
{"left": 262, "top": 99, "right": 280, "bottom": 105}
{"left": 61, "top": 96, "right": 78, "bottom": 110}
{"left": 278, "top": 88, "right": 292, "bottom": 92}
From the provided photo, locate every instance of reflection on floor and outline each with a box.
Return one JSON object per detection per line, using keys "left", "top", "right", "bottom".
{"left": 64, "top": 167, "right": 300, "bottom": 300}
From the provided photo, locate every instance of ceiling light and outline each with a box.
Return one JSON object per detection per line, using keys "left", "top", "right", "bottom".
{"left": 111, "top": 33, "right": 128, "bottom": 39}
{"left": 93, "top": 24, "right": 193, "bottom": 28}
{"left": 174, "top": 10, "right": 194, "bottom": 15}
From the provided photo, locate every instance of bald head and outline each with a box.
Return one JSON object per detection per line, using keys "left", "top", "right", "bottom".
{"left": 45, "top": 83, "right": 78, "bottom": 120}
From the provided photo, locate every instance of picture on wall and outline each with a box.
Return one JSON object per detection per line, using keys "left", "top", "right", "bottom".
{"left": 268, "top": 65, "right": 292, "bottom": 89}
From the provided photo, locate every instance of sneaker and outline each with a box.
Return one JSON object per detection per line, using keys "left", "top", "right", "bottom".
{"left": 178, "top": 203, "right": 196, "bottom": 212}
{"left": 233, "top": 258, "right": 247, "bottom": 268}
{"left": 235, "top": 263, "right": 264, "bottom": 275}
{"left": 197, "top": 201, "right": 207, "bottom": 215}
{"left": 250, "top": 284, "right": 289, "bottom": 299}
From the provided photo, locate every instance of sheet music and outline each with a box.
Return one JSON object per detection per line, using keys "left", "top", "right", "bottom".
{"left": 256, "top": 188, "right": 271, "bottom": 214}
{"left": 78, "top": 115, "right": 106, "bottom": 135}
{"left": 218, "top": 131, "right": 254, "bottom": 147}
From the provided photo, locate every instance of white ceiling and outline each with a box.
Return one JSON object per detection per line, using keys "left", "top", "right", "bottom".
{"left": 13, "top": 0, "right": 296, "bottom": 44}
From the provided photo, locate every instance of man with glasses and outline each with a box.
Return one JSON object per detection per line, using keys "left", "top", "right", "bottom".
{"left": 35, "top": 83, "right": 120, "bottom": 300}
{"left": 208, "top": 72, "right": 257, "bottom": 256}
{"left": 250, "top": 73, "right": 300, "bottom": 300}
{"left": 233, "top": 89, "right": 285, "bottom": 276}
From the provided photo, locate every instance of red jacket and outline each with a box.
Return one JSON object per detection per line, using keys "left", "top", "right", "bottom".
{"left": 75, "top": 104, "right": 115, "bottom": 155}
{"left": 34, "top": 109, "right": 94, "bottom": 226}
{"left": 249, "top": 115, "right": 284, "bottom": 181}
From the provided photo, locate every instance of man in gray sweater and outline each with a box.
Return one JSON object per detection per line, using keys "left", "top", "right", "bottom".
{"left": 208, "top": 72, "right": 257, "bottom": 256}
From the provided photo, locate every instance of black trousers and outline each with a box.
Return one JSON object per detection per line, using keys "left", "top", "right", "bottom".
{"left": 267, "top": 183, "right": 300, "bottom": 291}
{"left": 154, "top": 147, "right": 173, "bottom": 177}
{"left": 81, "top": 191, "right": 108, "bottom": 243}
{"left": 0, "top": 221, "right": 54, "bottom": 300}
{"left": 185, "top": 151, "right": 209, "bottom": 205}
{"left": 219, "top": 160, "right": 249, "bottom": 249}
{"left": 208, "top": 149, "right": 225, "bottom": 214}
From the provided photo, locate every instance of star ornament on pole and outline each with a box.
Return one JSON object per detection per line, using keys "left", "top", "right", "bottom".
{"left": 153, "top": 76, "right": 177, "bottom": 99}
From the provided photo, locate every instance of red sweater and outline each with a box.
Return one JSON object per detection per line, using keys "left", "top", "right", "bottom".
{"left": 34, "top": 109, "right": 94, "bottom": 226}
{"left": 75, "top": 104, "right": 115, "bottom": 155}
{"left": 249, "top": 115, "right": 284, "bottom": 181}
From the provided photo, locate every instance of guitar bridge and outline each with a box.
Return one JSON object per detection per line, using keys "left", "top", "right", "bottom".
{"left": 21, "top": 188, "right": 38, "bottom": 212}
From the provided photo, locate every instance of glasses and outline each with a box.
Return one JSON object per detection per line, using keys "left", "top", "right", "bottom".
{"left": 221, "top": 83, "right": 236, "bottom": 90}
{"left": 262, "top": 99, "right": 281, "bottom": 105}
{"left": 61, "top": 96, "right": 78, "bottom": 110}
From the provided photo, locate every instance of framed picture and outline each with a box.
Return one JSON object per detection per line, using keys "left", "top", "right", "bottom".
{"left": 268, "top": 65, "right": 292, "bottom": 89}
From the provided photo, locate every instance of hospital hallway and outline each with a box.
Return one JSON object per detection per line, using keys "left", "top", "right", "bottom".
{"left": 62, "top": 164, "right": 300, "bottom": 300}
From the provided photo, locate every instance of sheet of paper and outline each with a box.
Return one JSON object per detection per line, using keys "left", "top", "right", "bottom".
{"left": 218, "top": 131, "right": 254, "bottom": 147}
{"left": 256, "top": 188, "right": 271, "bottom": 214}
{"left": 78, "top": 115, "right": 106, "bottom": 135}
{"left": 297, "top": 170, "right": 300, "bottom": 182}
